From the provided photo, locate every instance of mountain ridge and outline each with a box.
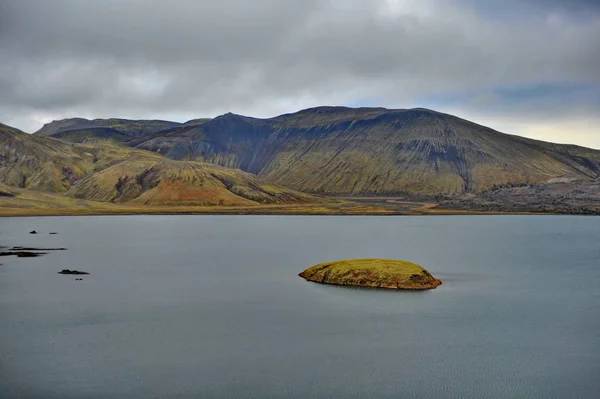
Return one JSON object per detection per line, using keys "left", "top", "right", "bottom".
{"left": 34, "top": 118, "right": 183, "bottom": 137}
{"left": 14, "top": 106, "right": 600, "bottom": 196}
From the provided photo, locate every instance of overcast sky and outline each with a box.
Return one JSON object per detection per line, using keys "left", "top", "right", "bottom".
{"left": 1, "top": 0, "right": 599, "bottom": 148}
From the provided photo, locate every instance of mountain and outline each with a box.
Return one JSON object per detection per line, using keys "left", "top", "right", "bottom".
{"left": 132, "top": 107, "right": 600, "bottom": 195}
{"left": 0, "top": 123, "right": 320, "bottom": 206}
{"left": 35, "top": 118, "right": 182, "bottom": 137}
{"left": 9, "top": 105, "right": 600, "bottom": 202}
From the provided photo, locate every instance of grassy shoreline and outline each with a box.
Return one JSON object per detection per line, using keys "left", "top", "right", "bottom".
{"left": 1, "top": 189, "right": 596, "bottom": 217}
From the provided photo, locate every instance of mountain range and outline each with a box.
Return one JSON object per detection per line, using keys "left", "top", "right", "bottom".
{"left": 0, "top": 123, "right": 318, "bottom": 207}
{"left": 34, "top": 107, "right": 600, "bottom": 196}
{"left": 1, "top": 106, "right": 599, "bottom": 215}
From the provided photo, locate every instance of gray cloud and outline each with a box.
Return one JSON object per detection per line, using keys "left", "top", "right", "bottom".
{"left": 0, "top": 0, "right": 599, "bottom": 147}
{"left": 456, "top": 0, "right": 600, "bottom": 17}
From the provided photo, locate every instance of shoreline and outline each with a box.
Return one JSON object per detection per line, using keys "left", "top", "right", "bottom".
{"left": 2, "top": 193, "right": 598, "bottom": 217}
{"left": 0, "top": 206, "right": 594, "bottom": 217}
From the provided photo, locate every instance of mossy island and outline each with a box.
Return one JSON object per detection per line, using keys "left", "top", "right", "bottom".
{"left": 299, "top": 258, "right": 442, "bottom": 290}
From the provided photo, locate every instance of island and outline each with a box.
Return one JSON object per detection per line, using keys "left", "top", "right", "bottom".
{"left": 299, "top": 258, "right": 442, "bottom": 290}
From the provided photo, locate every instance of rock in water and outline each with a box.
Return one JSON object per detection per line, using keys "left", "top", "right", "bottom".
{"left": 10, "top": 246, "right": 67, "bottom": 251}
{"left": 58, "top": 269, "right": 89, "bottom": 275}
{"left": 0, "top": 251, "right": 46, "bottom": 258}
{"left": 299, "top": 258, "right": 442, "bottom": 290}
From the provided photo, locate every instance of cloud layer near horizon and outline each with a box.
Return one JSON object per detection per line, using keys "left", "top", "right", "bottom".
{"left": 1, "top": 0, "right": 599, "bottom": 147}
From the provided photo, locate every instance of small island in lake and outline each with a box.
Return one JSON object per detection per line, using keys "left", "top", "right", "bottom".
{"left": 299, "top": 258, "right": 442, "bottom": 290}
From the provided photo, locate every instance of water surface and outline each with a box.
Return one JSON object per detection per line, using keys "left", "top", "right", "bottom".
{"left": 1, "top": 215, "right": 599, "bottom": 398}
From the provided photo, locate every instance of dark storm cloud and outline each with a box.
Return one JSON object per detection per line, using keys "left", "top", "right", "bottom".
{"left": 0, "top": 0, "right": 599, "bottom": 147}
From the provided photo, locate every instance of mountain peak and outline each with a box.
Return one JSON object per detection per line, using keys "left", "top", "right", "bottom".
{"left": 212, "top": 112, "right": 255, "bottom": 121}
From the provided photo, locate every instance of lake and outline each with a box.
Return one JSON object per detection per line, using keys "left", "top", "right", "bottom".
{"left": 1, "top": 215, "right": 599, "bottom": 398}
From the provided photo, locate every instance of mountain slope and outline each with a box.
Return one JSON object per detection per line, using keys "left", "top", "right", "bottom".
{"left": 35, "top": 118, "right": 181, "bottom": 137}
{"left": 1, "top": 123, "right": 171, "bottom": 192}
{"left": 51, "top": 127, "right": 131, "bottom": 143}
{"left": 1, "top": 123, "right": 96, "bottom": 192}
{"left": 69, "top": 159, "right": 317, "bottom": 206}
{"left": 133, "top": 107, "right": 600, "bottom": 195}
{"left": 1, "top": 123, "right": 320, "bottom": 206}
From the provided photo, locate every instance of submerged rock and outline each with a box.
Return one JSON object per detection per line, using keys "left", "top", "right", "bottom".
{"left": 10, "top": 246, "right": 67, "bottom": 251}
{"left": 58, "top": 269, "right": 89, "bottom": 275}
{"left": 299, "top": 258, "right": 442, "bottom": 290}
{"left": 0, "top": 251, "right": 46, "bottom": 258}
{"left": 0, "top": 246, "right": 66, "bottom": 258}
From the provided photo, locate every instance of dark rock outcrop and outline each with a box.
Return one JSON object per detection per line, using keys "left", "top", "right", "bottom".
{"left": 58, "top": 269, "right": 89, "bottom": 275}
{"left": 0, "top": 251, "right": 46, "bottom": 257}
{"left": 10, "top": 246, "right": 67, "bottom": 251}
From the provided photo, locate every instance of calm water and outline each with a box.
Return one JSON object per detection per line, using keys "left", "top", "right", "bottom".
{"left": 1, "top": 215, "right": 599, "bottom": 398}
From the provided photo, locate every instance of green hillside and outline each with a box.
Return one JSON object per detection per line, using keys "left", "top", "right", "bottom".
{"left": 69, "top": 159, "right": 318, "bottom": 206}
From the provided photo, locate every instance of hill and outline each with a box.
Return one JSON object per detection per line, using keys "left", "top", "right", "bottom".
{"left": 0, "top": 123, "right": 172, "bottom": 193}
{"left": 0, "top": 124, "right": 321, "bottom": 207}
{"left": 68, "top": 159, "right": 317, "bottom": 206}
{"left": 132, "top": 107, "right": 600, "bottom": 195}
{"left": 1, "top": 123, "right": 97, "bottom": 192}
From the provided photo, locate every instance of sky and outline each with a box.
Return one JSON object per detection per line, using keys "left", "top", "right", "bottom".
{"left": 1, "top": 0, "right": 599, "bottom": 148}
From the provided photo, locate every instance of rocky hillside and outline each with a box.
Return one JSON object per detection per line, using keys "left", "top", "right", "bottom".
{"left": 130, "top": 107, "right": 600, "bottom": 195}
{"left": 436, "top": 179, "right": 600, "bottom": 215}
